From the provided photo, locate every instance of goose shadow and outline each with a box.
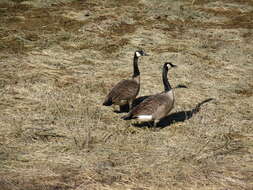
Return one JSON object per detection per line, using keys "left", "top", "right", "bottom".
{"left": 132, "top": 98, "right": 215, "bottom": 128}
{"left": 114, "top": 84, "right": 188, "bottom": 113}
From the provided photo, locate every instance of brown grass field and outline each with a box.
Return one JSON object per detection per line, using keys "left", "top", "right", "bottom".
{"left": 0, "top": 0, "right": 253, "bottom": 189}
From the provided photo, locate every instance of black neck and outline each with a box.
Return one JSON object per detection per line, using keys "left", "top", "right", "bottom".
{"left": 163, "top": 68, "right": 172, "bottom": 91}
{"left": 132, "top": 54, "right": 140, "bottom": 78}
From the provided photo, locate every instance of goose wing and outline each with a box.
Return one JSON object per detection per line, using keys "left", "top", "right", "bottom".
{"left": 105, "top": 79, "right": 139, "bottom": 103}
{"left": 130, "top": 94, "right": 169, "bottom": 116}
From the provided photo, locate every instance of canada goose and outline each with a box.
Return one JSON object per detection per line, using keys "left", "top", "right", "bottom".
{"left": 123, "top": 62, "right": 177, "bottom": 127}
{"left": 103, "top": 50, "right": 149, "bottom": 111}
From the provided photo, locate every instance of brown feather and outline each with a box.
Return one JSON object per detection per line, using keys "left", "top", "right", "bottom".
{"left": 129, "top": 91, "right": 174, "bottom": 119}
{"left": 104, "top": 79, "right": 140, "bottom": 105}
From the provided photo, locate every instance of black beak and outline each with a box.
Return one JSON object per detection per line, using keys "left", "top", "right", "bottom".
{"left": 168, "top": 63, "right": 177, "bottom": 67}
{"left": 144, "top": 52, "right": 149, "bottom": 56}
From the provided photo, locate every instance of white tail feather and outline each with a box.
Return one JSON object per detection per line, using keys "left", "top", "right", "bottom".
{"left": 137, "top": 115, "right": 153, "bottom": 121}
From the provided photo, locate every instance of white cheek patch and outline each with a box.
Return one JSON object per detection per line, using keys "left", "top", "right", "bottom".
{"left": 137, "top": 115, "right": 153, "bottom": 121}
{"left": 135, "top": 52, "right": 141, "bottom": 57}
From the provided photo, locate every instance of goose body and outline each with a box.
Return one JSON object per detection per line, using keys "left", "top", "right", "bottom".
{"left": 123, "top": 62, "right": 176, "bottom": 127}
{"left": 103, "top": 50, "right": 148, "bottom": 110}
{"left": 103, "top": 78, "right": 140, "bottom": 106}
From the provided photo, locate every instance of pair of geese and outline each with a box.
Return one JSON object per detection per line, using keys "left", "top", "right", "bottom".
{"left": 103, "top": 50, "right": 177, "bottom": 127}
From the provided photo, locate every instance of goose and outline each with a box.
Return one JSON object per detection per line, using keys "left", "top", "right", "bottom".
{"left": 103, "top": 50, "right": 149, "bottom": 111}
{"left": 122, "top": 62, "right": 176, "bottom": 127}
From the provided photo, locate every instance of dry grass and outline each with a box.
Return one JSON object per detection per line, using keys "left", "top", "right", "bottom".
{"left": 0, "top": 0, "right": 253, "bottom": 189}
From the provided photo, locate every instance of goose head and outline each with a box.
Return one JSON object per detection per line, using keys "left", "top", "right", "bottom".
{"left": 135, "top": 50, "right": 149, "bottom": 57}
{"left": 164, "top": 62, "right": 177, "bottom": 71}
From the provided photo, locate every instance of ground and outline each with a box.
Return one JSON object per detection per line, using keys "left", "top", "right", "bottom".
{"left": 0, "top": 0, "right": 253, "bottom": 189}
